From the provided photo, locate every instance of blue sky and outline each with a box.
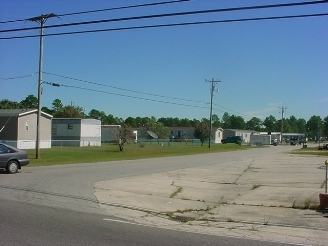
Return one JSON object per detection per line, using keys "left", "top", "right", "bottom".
{"left": 1, "top": 0, "right": 327, "bottom": 122}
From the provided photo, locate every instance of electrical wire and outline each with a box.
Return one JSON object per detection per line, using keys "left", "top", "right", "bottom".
{"left": 0, "top": 0, "right": 191, "bottom": 24}
{"left": 57, "top": 0, "right": 191, "bottom": 18}
{"left": 1, "top": 1, "right": 327, "bottom": 33}
{"left": 1, "top": 12, "right": 327, "bottom": 40}
{"left": 0, "top": 71, "right": 302, "bottom": 120}
{"left": 42, "top": 81, "right": 208, "bottom": 110}
{"left": 212, "top": 103, "right": 253, "bottom": 120}
{"left": 0, "top": 72, "right": 38, "bottom": 80}
{"left": 42, "top": 78, "right": 263, "bottom": 121}
{"left": 43, "top": 71, "right": 205, "bottom": 104}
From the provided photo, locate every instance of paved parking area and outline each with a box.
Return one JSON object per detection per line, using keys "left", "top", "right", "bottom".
{"left": 94, "top": 146, "right": 328, "bottom": 245}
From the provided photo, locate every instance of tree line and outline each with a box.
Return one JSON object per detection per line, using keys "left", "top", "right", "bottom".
{"left": 1, "top": 95, "right": 327, "bottom": 140}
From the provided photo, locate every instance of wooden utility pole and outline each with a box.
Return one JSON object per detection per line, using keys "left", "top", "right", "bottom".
{"left": 205, "top": 78, "right": 220, "bottom": 148}
{"left": 28, "top": 13, "right": 57, "bottom": 159}
{"left": 279, "top": 106, "right": 287, "bottom": 143}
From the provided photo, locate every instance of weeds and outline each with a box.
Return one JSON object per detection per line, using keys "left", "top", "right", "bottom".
{"left": 226, "top": 217, "right": 235, "bottom": 222}
{"left": 252, "top": 183, "right": 261, "bottom": 190}
{"left": 139, "top": 143, "right": 145, "bottom": 148}
{"left": 166, "top": 211, "right": 174, "bottom": 217}
{"left": 219, "top": 196, "right": 227, "bottom": 205}
{"left": 170, "top": 186, "right": 183, "bottom": 198}
{"left": 304, "top": 198, "right": 312, "bottom": 209}
{"left": 166, "top": 211, "right": 195, "bottom": 223}
{"left": 320, "top": 181, "right": 325, "bottom": 189}
{"left": 263, "top": 214, "right": 270, "bottom": 225}
{"left": 291, "top": 198, "right": 296, "bottom": 208}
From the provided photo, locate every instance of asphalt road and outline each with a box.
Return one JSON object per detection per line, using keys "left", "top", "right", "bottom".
{"left": 0, "top": 199, "right": 292, "bottom": 246}
{"left": 0, "top": 145, "right": 299, "bottom": 245}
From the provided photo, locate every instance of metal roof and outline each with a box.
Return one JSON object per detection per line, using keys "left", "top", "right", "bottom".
{"left": 0, "top": 109, "right": 53, "bottom": 118}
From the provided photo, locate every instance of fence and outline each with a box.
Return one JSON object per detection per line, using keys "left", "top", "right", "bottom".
{"left": 0, "top": 140, "right": 51, "bottom": 149}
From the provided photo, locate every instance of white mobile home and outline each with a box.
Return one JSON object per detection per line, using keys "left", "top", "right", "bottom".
{"left": 52, "top": 118, "right": 101, "bottom": 147}
{"left": 223, "top": 129, "right": 258, "bottom": 143}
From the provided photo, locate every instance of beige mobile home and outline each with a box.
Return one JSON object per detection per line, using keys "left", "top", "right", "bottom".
{"left": 0, "top": 109, "right": 52, "bottom": 149}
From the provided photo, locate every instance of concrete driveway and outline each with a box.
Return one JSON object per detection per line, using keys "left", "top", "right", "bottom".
{"left": 94, "top": 144, "right": 328, "bottom": 245}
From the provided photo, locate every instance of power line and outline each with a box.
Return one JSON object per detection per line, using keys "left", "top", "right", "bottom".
{"left": 42, "top": 81, "right": 208, "bottom": 110}
{"left": 0, "top": 70, "right": 273, "bottom": 119}
{"left": 212, "top": 103, "right": 254, "bottom": 120}
{"left": 0, "top": 0, "right": 191, "bottom": 24}
{"left": 43, "top": 71, "right": 205, "bottom": 104}
{"left": 0, "top": 72, "right": 38, "bottom": 80}
{"left": 1, "top": 1, "right": 327, "bottom": 33}
{"left": 0, "top": 72, "right": 311, "bottom": 121}
{"left": 57, "top": 0, "right": 191, "bottom": 18}
{"left": 1, "top": 12, "right": 327, "bottom": 40}
{"left": 42, "top": 79, "right": 264, "bottom": 122}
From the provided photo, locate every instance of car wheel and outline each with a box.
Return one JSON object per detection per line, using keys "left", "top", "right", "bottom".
{"left": 7, "top": 161, "right": 19, "bottom": 174}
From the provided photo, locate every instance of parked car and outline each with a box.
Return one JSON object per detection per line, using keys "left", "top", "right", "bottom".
{"left": 271, "top": 138, "right": 278, "bottom": 146}
{"left": 289, "top": 138, "right": 302, "bottom": 145}
{"left": 0, "top": 143, "right": 29, "bottom": 174}
{"left": 221, "top": 136, "right": 243, "bottom": 144}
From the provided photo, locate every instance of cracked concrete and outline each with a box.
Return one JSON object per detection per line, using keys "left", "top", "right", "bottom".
{"left": 94, "top": 145, "right": 328, "bottom": 245}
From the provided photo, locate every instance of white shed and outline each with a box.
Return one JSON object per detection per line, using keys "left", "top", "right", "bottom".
{"left": 214, "top": 128, "right": 223, "bottom": 143}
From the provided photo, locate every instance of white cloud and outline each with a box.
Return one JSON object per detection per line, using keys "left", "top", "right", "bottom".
{"left": 243, "top": 102, "right": 287, "bottom": 120}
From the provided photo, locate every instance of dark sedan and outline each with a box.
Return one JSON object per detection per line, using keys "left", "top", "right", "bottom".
{"left": 0, "top": 143, "right": 29, "bottom": 174}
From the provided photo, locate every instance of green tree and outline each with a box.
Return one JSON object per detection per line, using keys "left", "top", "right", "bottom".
{"left": 158, "top": 117, "right": 180, "bottom": 127}
{"left": 137, "top": 117, "right": 150, "bottom": 126}
{"left": 115, "top": 117, "right": 124, "bottom": 124}
{"left": 230, "top": 115, "right": 246, "bottom": 129}
{"left": 155, "top": 122, "right": 170, "bottom": 139}
{"left": 323, "top": 116, "right": 328, "bottom": 137}
{"left": 306, "top": 115, "right": 323, "bottom": 140}
{"left": 263, "top": 115, "right": 277, "bottom": 132}
{"left": 194, "top": 120, "right": 210, "bottom": 146}
{"left": 107, "top": 114, "right": 118, "bottom": 125}
{"left": 53, "top": 105, "right": 84, "bottom": 118}
{"left": 107, "top": 124, "right": 135, "bottom": 151}
{"left": 211, "top": 114, "right": 221, "bottom": 127}
{"left": 125, "top": 117, "right": 137, "bottom": 128}
{"left": 191, "top": 118, "right": 200, "bottom": 127}
{"left": 41, "top": 106, "right": 53, "bottom": 115}
{"left": 246, "top": 117, "right": 263, "bottom": 131}
{"left": 20, "top": 95, "right": 38, "bottom": 109}
{"left": 279, "top": 119, "right": 291, "bottom": 133}
{"left": 52, "top": 99, "right": 63, "bottom": 112}
{"left": 296, "top": 118, "right": 307, "bottom": 134}
{"left": 286, "top": 116, "right": 298, "bottom": 133}
{"left": 145, "top": 121, "right": 169, "bottom": 139}
{"left": 88, "top": 109, "right": 107, "bottom": 123}
{"left": 222, "top": 112, "right": 231, "bottom": 129}
{"left": 0, "top": 99, "right": 20, "bottom": 109}
{"left": 180, "top": 118, "right": 193, "bottom": 127}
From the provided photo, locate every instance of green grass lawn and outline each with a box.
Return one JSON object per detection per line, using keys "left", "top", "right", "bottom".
{"left": 292, "top": 146, "right": 328, "bottom": 157}
{"left": 26, "top": 142, "right": 249, "bottom": 167}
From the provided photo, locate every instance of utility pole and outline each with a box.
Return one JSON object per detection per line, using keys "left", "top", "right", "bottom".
{"left": 278, "top": 106, "right": 287, "bottom": 144}
{"left": 205, "top": 78, "right": 220, "bottom": 148}
{"left": 28, "top": 13, "right": 57, "bottom": 159}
